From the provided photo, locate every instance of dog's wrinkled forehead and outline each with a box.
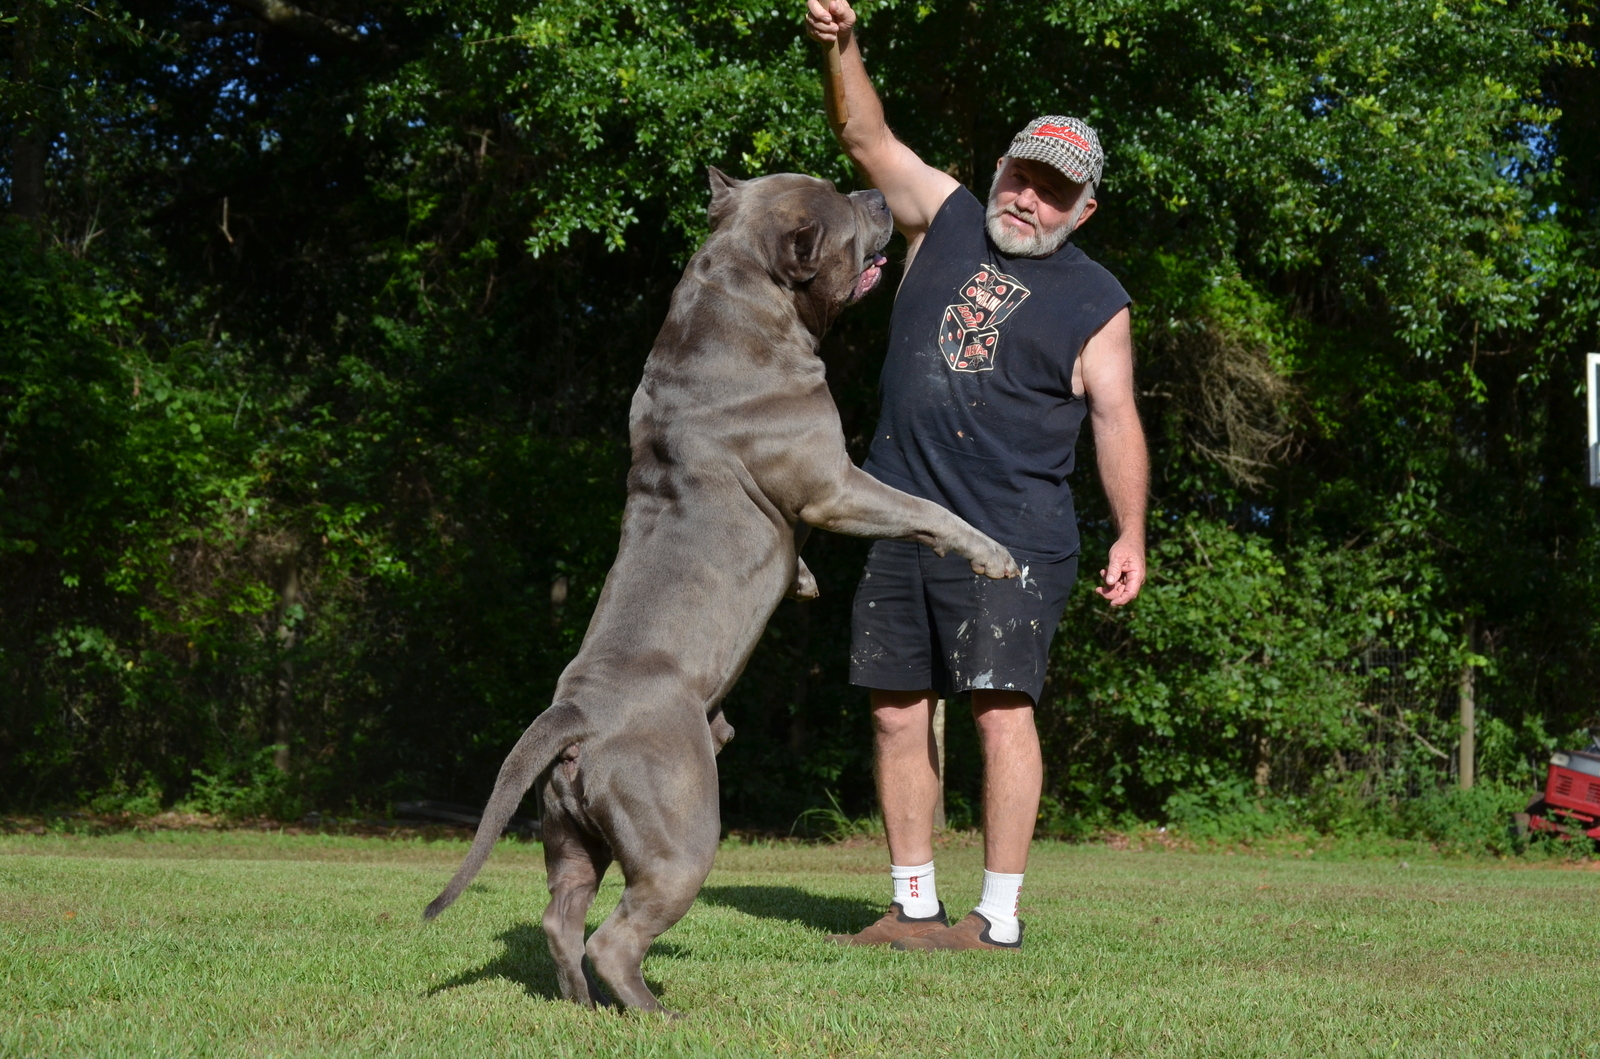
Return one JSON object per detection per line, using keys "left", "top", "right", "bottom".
{"left": 707, "top": 168, "right": 857, "bottom": 232}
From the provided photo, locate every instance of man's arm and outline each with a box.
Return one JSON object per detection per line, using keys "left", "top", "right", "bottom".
{"left": 804, "top": 0, "right": 957, "bottom": 253}
{"left": 1075, "top": 307, "right": 1148, "bottom": 606}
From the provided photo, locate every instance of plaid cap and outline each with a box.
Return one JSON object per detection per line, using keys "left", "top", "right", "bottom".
{"left": 1005, "top": 116, "right": 1103, "bottom": 187}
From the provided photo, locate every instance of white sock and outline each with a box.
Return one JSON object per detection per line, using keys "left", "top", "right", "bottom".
{"left": 974, "top": 870, "right": 1024, "bottom": 943}
{"left": 889, "top": 861, "right": 939, "bottom": 918}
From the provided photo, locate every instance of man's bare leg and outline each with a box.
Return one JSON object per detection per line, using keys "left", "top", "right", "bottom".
{"left": 825, "top": 688, "right": 948, "bottom": 945}
{"left": 971, "top": 690, "right": 1041, "bottom": 874}
{"left": 887, "top": 689, "right": 1039, "bottom": 951}
{"left": 871, "top": 688, "right": 941, "bottom": 866}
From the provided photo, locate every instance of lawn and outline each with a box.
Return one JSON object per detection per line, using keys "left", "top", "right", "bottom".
{"left": 3, "top": 830, "right": 1598, "bottom": 1058}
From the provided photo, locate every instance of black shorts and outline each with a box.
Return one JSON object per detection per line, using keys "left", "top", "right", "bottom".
{"left": 848, "top": 539, "right": 1078, "bottom": 705}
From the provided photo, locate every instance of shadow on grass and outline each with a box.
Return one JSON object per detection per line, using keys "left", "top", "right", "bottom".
{"left": 426, "top": 921, "right": 684, "bottom": 1002}
{"left": 428, "top": 922, "right": 561, "bottom": 1000}
{"left": 699, "top": 885, "right": 880, "bottom": 934}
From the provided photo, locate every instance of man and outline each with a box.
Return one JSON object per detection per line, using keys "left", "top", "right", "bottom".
{"left": 805, "top": 0, "right": 1149, "bottom": 951}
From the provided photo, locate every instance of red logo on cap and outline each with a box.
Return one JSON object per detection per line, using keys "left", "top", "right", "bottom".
{"left": 1032, "top": 123, "right": 1093, "bottom": 152}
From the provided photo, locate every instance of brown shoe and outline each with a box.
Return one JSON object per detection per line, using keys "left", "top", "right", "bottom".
{"left": 827, "top": 902, "right": 948, "bottom": 946}
{"left": 890, "top": 910, "right": 1022, "bottom": 951}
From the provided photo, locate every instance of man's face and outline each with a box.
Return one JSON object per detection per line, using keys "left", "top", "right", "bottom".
{"left": 985, "top": 157, "right": 1097, "bottom": 258}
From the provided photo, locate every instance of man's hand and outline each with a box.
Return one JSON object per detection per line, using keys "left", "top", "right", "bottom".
{"left": 804, "top": 0, "right": 855, "bottom": 44}
{"left": 1096, "top": 536, "right": 1146, "bottom": 607}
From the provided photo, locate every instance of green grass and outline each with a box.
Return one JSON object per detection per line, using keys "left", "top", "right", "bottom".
{"left": 4, "top": 832, "right": 1599, "bottom": 1057}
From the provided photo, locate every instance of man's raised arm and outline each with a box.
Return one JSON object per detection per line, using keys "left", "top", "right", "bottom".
{"left": 804, "top": 0, "right": 957, "bottom": 248}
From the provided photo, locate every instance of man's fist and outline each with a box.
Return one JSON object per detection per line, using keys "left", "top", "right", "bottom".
{"left": 805, "top": 0, "right": 856, "bottom": 43}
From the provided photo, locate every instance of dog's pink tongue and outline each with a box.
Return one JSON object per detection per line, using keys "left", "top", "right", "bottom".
{"left": 853, "top": 255, "right": 889, "bottom": 300}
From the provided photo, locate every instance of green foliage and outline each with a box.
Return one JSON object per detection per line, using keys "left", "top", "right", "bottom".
{"left": 791, "top": 790, "right": 885, "bottom": 842}
{"left": 1046, "top": 516, "right": 1404, "bottom": 814}
{"left": 0, "top": 222, "right": 131, "bottom": 563}
{"left": 1394, "top": 781, "right": 1528, "bottom": 857}
{"left": 361, "top": 0, "right": 842, "bottom": 255}
{"left": 84, "top": 773, "right": 163, "bottom": 816}
{"left": 1160, "top": 784, "right": 1301, "bottom": 842}
{"left": 180, "top": 747, "right": 304, "bottom": 821}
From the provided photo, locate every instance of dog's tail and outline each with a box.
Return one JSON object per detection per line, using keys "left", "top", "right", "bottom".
{"left": 423, "top": 702, "right": 587, "bottom": 921}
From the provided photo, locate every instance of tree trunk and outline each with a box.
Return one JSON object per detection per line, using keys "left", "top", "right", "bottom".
{"left": 8, "top": 0, "right": 46, "bottom": 226}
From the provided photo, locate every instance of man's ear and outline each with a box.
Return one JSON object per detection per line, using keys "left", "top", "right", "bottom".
{"left": 707, "top": 166, "right": 744, "bottom": 228}
{"left": 1073, "top": 194, "right": 1099, "bottom": 230}
{"left": 778, "top": 222, "right": 823, "bottom": 285}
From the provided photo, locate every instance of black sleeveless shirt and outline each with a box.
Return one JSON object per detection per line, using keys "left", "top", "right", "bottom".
{"left": 862, "top": 187, "right": 1131, "bottom": 563}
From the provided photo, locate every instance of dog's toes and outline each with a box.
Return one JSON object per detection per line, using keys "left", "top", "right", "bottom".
{"left": 786, "top": 579, "right": 820, "bottom": 601}
{"left": 788, "top": 558, "right": 821, "bottom": 600}
{"left": 973, "top": 551, "right": 1019, "bottom": 579}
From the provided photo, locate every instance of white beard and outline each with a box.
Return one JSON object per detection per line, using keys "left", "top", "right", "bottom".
{"left": 984, "top": 177, "right": 1080, "bottom": 258}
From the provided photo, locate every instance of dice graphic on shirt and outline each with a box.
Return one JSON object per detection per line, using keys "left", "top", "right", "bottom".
{"left": 940, "top": 305, "right": 999, "bottom": 372}
{"left": 934, "top": 302, "right": 998, "bottom": 372}
{"left": 952, "top": 302, "right": 988, "bottom": 329}
{"left": 960, "top": 266, "right": 1030, "bottom": 327}
{"left": 955, "top": 327, "right": 999, "bottom": 371}
{"left": 939, "top": 306, "right": 974, "bottom": 370}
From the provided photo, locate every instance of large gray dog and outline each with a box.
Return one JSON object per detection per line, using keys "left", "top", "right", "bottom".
{"left": 424, "top": 169, "right": 1019, "bottom": 1013}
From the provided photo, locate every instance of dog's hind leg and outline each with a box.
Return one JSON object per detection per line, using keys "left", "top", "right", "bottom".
{"left": 540, "top": 785, "right": 614, "bottom": 1007}
{"left": 584, "top": 852, "right": 713, "bottom": 1014}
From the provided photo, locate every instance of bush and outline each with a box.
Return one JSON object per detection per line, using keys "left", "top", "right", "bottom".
{"left": 1396, "top": 782, "right": 1529, "bottom": 857}
{"left": 85, "top": 774, "right": 164, "bottom": 816}
{"left": 1161, "top": 782, "right": 1300, "bottom": 842}
{"left": 178, "top": 747, "right": 303, "bottom": 821}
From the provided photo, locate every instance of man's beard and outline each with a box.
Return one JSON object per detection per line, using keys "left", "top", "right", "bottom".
{"left": 985, "top": 176, "right": 1079, "bottom": 258}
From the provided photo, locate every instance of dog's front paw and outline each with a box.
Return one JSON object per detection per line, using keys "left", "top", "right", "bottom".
{"left": 967, "top": 539, "right": 1020, "bottom": 580}
{"left": 787, "top": 557, "right": 820, "bottom": 600}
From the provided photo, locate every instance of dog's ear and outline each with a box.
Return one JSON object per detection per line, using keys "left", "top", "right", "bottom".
{"left": 778, "top": 221, "right": 823, "bottom": 285}
{"left": 707, "top": 166, "right": 744, "bottom": 229}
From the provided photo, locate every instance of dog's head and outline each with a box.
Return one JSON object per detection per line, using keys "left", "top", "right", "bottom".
{"left": 706, "top": 167, "right": 893, "bottom": 333}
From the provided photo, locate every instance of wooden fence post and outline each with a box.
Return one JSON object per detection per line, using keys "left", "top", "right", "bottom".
{"left": 273, "top": 557, "right": 301, "bottom": 774}
{"left": 1458, "top": 616, "right": 1476, "bottom": 791}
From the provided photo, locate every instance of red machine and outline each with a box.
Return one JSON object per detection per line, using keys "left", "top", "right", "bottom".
{"left": 1519, "top": 729, "right": 1600, "bottom": 841}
